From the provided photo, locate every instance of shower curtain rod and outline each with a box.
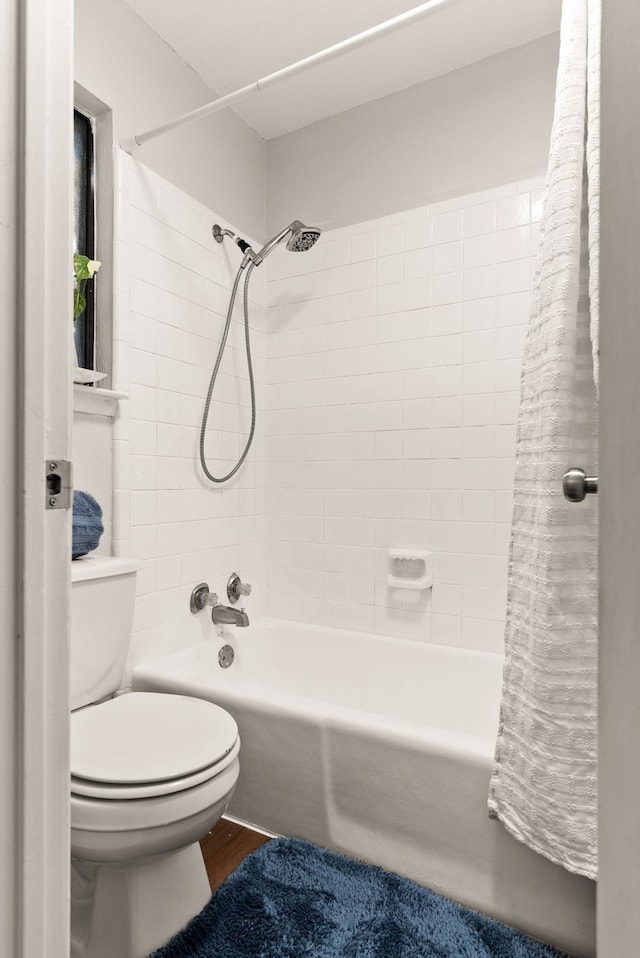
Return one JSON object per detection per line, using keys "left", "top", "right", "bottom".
{"left": 120, "top": 0, "right": 456, "bottom": 153}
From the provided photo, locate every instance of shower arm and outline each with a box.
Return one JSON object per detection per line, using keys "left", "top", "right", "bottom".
{"left": 120, "top": 0, "right": 458, "bottom": 153}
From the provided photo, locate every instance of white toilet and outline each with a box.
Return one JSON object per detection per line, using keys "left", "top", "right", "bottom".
{"left": 69, "top": 555, "right": 240, "bottom": 958}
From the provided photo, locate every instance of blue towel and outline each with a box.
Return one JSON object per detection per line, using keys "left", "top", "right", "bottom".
{"left": 72, "top": 491, "right": 104, "bottom": 559}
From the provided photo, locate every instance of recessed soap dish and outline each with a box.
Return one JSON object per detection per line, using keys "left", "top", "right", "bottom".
{"left": 387, "top": 549, "right": 432, "bottom": 590}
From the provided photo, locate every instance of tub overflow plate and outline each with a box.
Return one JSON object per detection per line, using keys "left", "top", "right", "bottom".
{"left": 218, "top": 644, "right": 235, "bottom": 668}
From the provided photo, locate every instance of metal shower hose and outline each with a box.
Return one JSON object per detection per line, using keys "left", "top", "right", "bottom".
{"left": 199, "top": 261, "right": 256, "bottom": 483}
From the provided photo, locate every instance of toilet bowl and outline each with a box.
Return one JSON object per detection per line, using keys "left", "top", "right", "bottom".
{"left": 70, "top": 558, "right": 240, "bottom": 958}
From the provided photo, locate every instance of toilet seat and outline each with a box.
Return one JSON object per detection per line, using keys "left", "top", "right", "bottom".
{"left": 71, "top": 692, "right": 239, "bottom": 800}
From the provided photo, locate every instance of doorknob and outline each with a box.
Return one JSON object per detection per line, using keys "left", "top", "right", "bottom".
{"left": 562, "top": 467, "right": 598, "bottom": 502}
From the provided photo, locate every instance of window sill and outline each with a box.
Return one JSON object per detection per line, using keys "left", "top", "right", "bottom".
{"left": 73, "top": 384, "right": 128, "bottom": 418}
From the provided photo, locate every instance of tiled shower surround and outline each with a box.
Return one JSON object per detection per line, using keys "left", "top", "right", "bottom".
{"left": 113, "top": 149, "right": 542, "bottom": 666}
{"left": 264, "top": 177, "right": 542, "bottom": 652}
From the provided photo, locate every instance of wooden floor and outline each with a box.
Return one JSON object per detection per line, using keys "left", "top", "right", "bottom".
{"left": 200, "top": 818, "right": 272, "bottom": 893}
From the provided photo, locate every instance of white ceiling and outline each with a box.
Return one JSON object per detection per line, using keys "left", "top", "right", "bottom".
{"left": 123, "top": 0, "right": 561, "bottom": 140}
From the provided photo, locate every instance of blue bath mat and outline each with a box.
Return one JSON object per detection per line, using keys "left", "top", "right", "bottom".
{"left": 150, "top": 837, "right": 567, "bottom": 958}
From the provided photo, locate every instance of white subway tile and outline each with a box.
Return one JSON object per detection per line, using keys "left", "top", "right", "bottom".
{"left": 325, "top": 237, "right": 350, "bottom": 268}
{"left": 404, "top": 278, "right": 432, "bottom": 310}
{"left": 496, "top": 193, "right": 531, "bottom": 230}
{"left": 464, "top": 298, "right": 496, "bottom": 331}
{"left": 377, "top": 282, "right": 404, "bottom": 315}
{"left": 496, "top": 259, "right": 531, "bottom": 295}
{"left": 433, "top": 209, "right": 463, "bottom": 244}
{"left": 431, "top": 490, "right": 462, "bottom": 521}
{"left": 495, "top": 325, "right": 527, "bottom": 360}
{"left": 463, "top": 202, "right": 496, "bottom": 238}
{"left": 461, "top": 616, "right": 494, "bottom": 651}
{"left": 462, "top": 491, "right": 495, "bottom": 522}
{"left": 432, "top": 613, "right": 462, "bottom": 647}
{"left": 432, "top": 427, "right": 462, "bottom": 459}
{"left": 404, "top": 218, "right": 432, "bottom": 251}
{"left": 404, "top": 247, "right": 432, "bottom": 281}
{"left": 403, "top": 399, "right": 431, "bottom": 430}
{"left": 432, "top": 583, "right": 462, "bottom": 616}
{"left": 432, "top": 303, "right": 463, "bottom": 336}
{"left": 433, "top": 241, "right": 463, "bottom": 275}
{"left": 376, "top": 254, "right": 404, "bottom": 286}
{"left": 464, "top": 265, "right": 496, "bottom": 301}
{"left": 377, "top": 311, "right": 404, "bottom": 344}
{"left": 432, "top": 396, "right": 462, "bottom": 427}
{"left": 326, "top": 266, "right": 350, "bottom": 295}
{"left": 403, "top": 367, "right": 432, "bottom": 400}
{"left": 350, "top": 287, "right": 376, "bottom": 319}
{"left": 432, "top": 365, "right": 462, "bottom": 397}
{"left": 433, "top": 333, "right": 463, "bottom": 367}
{"left": 130, "top": 278, "right": 157, "bottom": 318}
{"left": 464, "top": 233, "right": 496, "bottom": 269}
{"left": 376, "top": 224, "right": 403, "bottom": 256}
{"left": 497, "top": 226, "right": 531, "bottom": 263}
{"left": 350, "top": 231, "right": 376, "bottom": 263}
{"left": 432, "top": 271, "right": 463, "bottom": 306}
{"left": 402, "top": 337, "right": 431, "bottom": 370}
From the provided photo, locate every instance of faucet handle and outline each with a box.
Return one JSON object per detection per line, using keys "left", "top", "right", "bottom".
{"left": 190, "top": 583, "right": 218, "bottom": 614}
{"left": 227, "top": 572, "right": 252, "bottom": 604}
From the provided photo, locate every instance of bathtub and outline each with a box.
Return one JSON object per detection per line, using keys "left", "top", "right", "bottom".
{"left": 133, "top": 618, "right": 595, "bottom": 957}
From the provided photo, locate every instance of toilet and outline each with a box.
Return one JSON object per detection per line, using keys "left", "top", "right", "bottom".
{"left": 69, "top": 556, "right": 240, "bottom": 958}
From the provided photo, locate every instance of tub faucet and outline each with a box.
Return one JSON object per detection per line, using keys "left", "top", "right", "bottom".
{"left": 211, "top": 604, "right": 249, "bottom": 627}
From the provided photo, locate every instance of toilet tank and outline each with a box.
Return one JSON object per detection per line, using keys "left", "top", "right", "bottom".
{"left": 71, "top": 556, "right": 141, "bottom": 711}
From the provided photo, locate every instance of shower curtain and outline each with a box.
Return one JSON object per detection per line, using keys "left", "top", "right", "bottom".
{"left": 488, "top": 0, "right": 600, "bottom": 880}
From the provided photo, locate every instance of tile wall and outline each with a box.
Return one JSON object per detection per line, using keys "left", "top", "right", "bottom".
{"left": 107, "top": 156, "right": 542, "bottom": 668}
{"left": 112, "top": 151, "right": 266, "bottom": 681}
{"left": 264, "top": 176, "right": 544, "bottom": 653}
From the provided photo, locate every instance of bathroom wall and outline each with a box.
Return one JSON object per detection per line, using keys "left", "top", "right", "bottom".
{"left": 267, "top": 35, "right": 558, "bottom": 233}
{"left": 75, "top": 0, "right": 267, "bottom": 240}
{"left": 112, "top": 151, "right": 266, "bottom": 682}
{"left": 264, "top": 175, "right": 543, "bottom": 653}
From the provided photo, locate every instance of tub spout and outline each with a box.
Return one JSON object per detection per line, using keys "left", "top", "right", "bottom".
{"left": 211, "top": 604, "right": 249, "bottom": 627}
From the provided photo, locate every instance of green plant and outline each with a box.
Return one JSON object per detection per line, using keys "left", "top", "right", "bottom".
{"left": 73, "top": 253, "right": 101, "bottom": 321}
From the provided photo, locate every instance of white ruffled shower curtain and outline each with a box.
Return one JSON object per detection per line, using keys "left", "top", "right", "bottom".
{"left": 488, "top": 0, "right": 600, "bottom": 880}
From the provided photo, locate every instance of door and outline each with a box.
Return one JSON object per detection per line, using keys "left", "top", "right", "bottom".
{"left": 1, "top": 0, "right": 73, "bottom": 955}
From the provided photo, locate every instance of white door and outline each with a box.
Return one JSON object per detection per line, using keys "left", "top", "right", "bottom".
{"left": 598, "top": 0, "right": 640, "bottom": 953}
{"left": 1, "top": 0, "right": 73, "bottom": 955}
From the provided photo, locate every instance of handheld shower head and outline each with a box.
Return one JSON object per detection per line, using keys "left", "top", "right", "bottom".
{"left": 254, "top": 220, "right": 322, "bottom": 265}
{"left": 212, "top": 219, "right": 322, "bottom": 269}
{"left": 285, "top": 220, "right": 322, "bottom": 253}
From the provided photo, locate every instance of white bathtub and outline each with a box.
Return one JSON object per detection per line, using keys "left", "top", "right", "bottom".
{"left": 133, "top": 618, "right": 595, "bottom": 957}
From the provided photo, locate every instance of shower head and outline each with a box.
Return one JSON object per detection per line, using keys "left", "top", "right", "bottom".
{"left": 254, "top": 220, "right": 322, "bottom": 265}
{"left": 285, "top": 220, "right": 322, "bottom": 253}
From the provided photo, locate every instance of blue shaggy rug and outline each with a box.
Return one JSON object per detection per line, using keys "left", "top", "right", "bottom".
{"left": 150, "top": 837, "right": 566, "bottom": 957}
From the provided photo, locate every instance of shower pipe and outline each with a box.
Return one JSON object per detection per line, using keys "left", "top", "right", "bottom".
{"left": 119, "top": 0, "right": 458, "bottom": 153}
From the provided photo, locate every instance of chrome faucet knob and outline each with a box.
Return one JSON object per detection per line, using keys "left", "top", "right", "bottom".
{"left": 190, "top": 583, "right": 218, "bottom": 613}
{"left": 227, "top": 572, "right": 252, "bottom": 604}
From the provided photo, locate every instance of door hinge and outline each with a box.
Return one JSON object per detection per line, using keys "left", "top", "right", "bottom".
{"left": 45, "top": 460, "right": 72, "bottom": 510}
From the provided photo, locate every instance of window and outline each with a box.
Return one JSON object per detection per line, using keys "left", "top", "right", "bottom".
{"left": 73, "top": 109, "right": 95, "bottom": 369}
{"left": 73, "top": 85, "right": 114, "bottom": 386}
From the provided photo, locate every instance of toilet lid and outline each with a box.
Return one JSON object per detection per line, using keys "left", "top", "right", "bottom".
{"left": 71, "top": 692, "right": 238, "bottom": 790}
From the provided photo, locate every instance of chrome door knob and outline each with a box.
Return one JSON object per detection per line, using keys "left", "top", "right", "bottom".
{"left": 562, "top": 467, "right": 599, "bottom": 502}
